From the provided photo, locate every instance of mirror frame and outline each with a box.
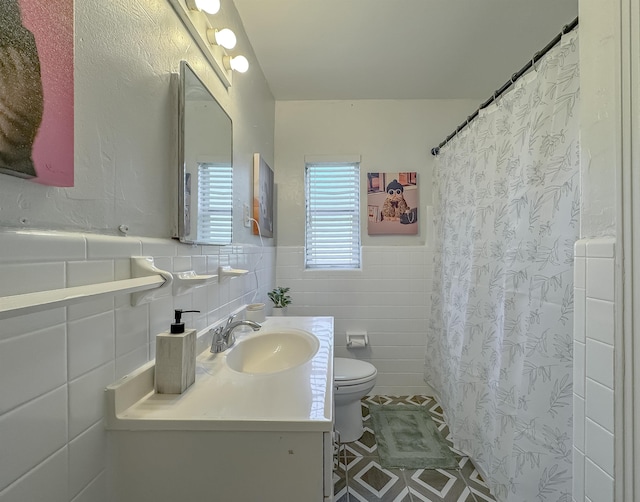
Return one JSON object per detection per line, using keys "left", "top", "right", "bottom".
{"left": 177, "top": 60, "right": 233, "bottom": 245}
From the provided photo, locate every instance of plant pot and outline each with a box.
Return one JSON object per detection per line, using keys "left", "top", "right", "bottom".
{"left": 271, "top": 306, "right": 287, "bottom": 316}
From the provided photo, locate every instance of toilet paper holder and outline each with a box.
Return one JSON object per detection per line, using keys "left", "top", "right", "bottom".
{"left": 346, "top": 331, "right": 368, "bottom": 348}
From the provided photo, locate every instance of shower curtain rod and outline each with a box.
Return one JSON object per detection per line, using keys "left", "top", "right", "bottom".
{"left": 431, "top": 16, "right": 579, "bottom": 156}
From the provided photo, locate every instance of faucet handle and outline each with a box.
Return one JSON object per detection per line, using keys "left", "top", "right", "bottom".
{"left": 225, "top": 314, "right": 237, "bottom": 327}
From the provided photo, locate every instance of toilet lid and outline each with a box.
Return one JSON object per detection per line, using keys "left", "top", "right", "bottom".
{"left": 334, "top": 357, "right": 377, "bottom": 384}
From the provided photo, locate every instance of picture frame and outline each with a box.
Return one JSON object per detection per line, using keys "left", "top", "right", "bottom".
{"left": 367, "top": 171, "right": 419, "bottom": 235}
{"left": 252, "top": 153, "right": 274, "bottom": 237}
{"left": 0, "top": 0, "right": 74, "bottom": 186}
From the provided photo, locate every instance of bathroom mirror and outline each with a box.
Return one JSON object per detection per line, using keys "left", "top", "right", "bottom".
{"left": 177, "top": 60, "right": 233, "bottom": 245}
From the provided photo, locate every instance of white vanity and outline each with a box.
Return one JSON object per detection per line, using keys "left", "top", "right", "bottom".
{"left": 106, "top": 316, "right": 334, "bottom": 502}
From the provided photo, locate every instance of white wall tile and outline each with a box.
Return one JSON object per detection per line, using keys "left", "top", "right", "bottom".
{"left": 574, "top": 257, "right": 586, "bottom": 289}
{"left": 68, "top": 362, "right": 115, "bottom": 440}
{"left": 85, "top": 235, "right": 141, "bottom": 259}
{"left": 585, "top": 378, "right": 614, "bottom": 433}
{"left": 68, "top": 422, "right": 106, "bottom": 499}
{"left": 574, "top": 239, "right": 587, "bottom": 257}
{"left": 0, "top": 262, "right": 65, "bottom": 297}
{"left": 0, "top": 308, "right": 66, "bottom": 341}
{"left": 585, "top": 298, "right": 614, "bottom": 345}
{"left": 0, "top": 448, "right": 68, "bottom": 502}
{"left": 0, "top": 387, "right": 67, "bottom": 491}
{"left": 585, "top": 339, "right": 614, "bottom": 389}
{"left": 69, "top": 471, "right": 107, "bottom": 502}
{"left": 586, "top": 257, "right": 615, "bottom": 301}
{"left": 574, "top": 287, "right": 586, "bottom": 343}
{"left": 586, "top": 238, "right": 615, "bottom": 258}
{"left": 585, "top": 418, "right": 614, "bottom": 477}
{"left": 66, "top": 260, "right": 115, "bottom": 321}
{"left": 115, "top": 306, "right": 148, "bottom": 358}
{"left": 115, "top": 345, "right": 148, "bottom": 379}
{"left": 0, "top": 326, "right": 66, "bottom": 415}
{"left": 0, "top": 231, "right": 86, "bottom": 263}
{"left": 573, "top": 341, "right": 585, "bottom": 397}
{"left": 67, "top": 312, "right": 115, "bottom": 380}
{"left": 574, "top": 394, "right": 585, "bottom": 452}
{"left": 573, "top": 447, "right": 585, "bottom": 502}
{"left": 585, "top": 459, "right": 614, "bottom": 502}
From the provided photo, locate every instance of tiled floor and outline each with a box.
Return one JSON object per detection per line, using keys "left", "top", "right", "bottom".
{"left": 333, "top": 396, "right": 497, "bottom": 502}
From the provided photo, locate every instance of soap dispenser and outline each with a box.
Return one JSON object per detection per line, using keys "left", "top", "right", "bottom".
{"left": 155, "top": 309, "right": 199, "bottom": 394}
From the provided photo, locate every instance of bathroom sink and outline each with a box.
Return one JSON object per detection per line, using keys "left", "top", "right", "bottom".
{"left": 226, "top": 328, "right": 320, "bottom": 374}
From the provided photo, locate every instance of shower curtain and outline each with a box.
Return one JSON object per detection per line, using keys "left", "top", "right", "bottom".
{"left": 425, "top": 31, "right": 579, "bottom": 501}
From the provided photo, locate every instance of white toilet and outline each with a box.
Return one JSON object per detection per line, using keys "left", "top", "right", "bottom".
{"left": 334, "top": 357, "right": 377, "bottom": 443}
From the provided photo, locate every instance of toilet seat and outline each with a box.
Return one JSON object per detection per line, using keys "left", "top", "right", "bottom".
{"left": 334, "top": 358, "right": 377, "bottom": 387}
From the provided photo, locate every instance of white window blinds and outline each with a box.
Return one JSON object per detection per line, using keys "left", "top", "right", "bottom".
{"left": 197, "top": 163, "right": 233, "bottom": 244}
{"left": 305, "top": 162, "right": 361, "bottom": 269}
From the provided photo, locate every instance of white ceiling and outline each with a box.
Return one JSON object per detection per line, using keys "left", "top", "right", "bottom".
{"left": 232, "top": 0, "right": 578, "bottom": 101}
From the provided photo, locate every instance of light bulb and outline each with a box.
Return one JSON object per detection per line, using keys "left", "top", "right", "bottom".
{"left": 214, "top": 28, "right": 236, "bottom": 49}
{"left": 187, "top": 0, "right": 220, "bottom": 14}
{"left": 229, "top": 55, "right": 249, "bottom": 73}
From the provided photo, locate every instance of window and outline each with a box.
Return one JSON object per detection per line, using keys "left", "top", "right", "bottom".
{"left": 197, "top": 163, "right": 233, "bottom": 243}
{"left": 305, "top": 162, "right": 361, "bottom": 269}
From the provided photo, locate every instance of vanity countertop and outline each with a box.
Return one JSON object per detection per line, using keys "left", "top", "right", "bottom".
{"left": 105, "top": 316, "right": 334, "bottom": 432}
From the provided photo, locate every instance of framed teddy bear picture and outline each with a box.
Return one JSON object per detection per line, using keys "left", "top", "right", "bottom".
{"left": 366, "top": 172, "right": 418, "bottom": 235}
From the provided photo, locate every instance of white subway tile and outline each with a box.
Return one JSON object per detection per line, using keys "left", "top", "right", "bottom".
{"left": 574, "top": 287, "right": 586, "bottom": 343}
{"left": 68, "top": 362, "right": 115, "bottom": 440}
{"left": 574, "top": 394, "right": 585, "bottom": 452}
{"left": 66, "top": 260, "right": 116, "bottom": 321}
{"left": 585, "top": 378, "right": 614, "bottom": 433}
{"left": 0, "top": 230, "right": 85, "bottom": 263}
{"left": 66, "top": 260, "right": 113, "bottom": 287}
{"left": 115, "top": 345, "right": 149, "bottom": 380}
{"left": 574, "top": 257, "right": 586, "bottom": 289}
{"left": 140, "top": 238, "right": 178, "bottom": 257}
{"left": 585, "top": 418, "right": 614, "bottom": 477}
{"left": 585, "top": 339, "right": 614, "bottom": 389}
{"left": 585, "top": 298, "right": 615, "bottom": 345}
{"left": 69, "top": 470, "right": 107, "bottom": 502}
{"left": 115, "top": 306, "right": 148, "bottom": 358}
{"left": 68, "top": 312, "right": 115, "bottom": 380}
{"left": 585, "top": 459, "right": 613, "bottom": 502}
{"left": 85, "top": 234, "right": 141, "bottom": 259}
{"left": 573, "top": 447, "right": 585, "bottom": 502}
{"left": 586, "top": 257, "right": 615, "bottom": 302}
{"left": 0, "top": 386, "right": 67, "bottom": 491}
{"left": 0, "top": 447, "right": 68, "bottom": 502}
{"left": 0, "top": 325, "right": 66, "bottom": 415}
{"left": 0, "top": 262, "right": 65, "bottom": 297}
{"left": 573, "top": 341, "right": 585, "bottom": 398}
{"left": 0, "top": 308, "right": 66, "bottom": 341}
{"left": 574, "top": 239, "right": 587, "bottom": 257}
{"left": 68, "top": 421, "right": 107, "bottom": 499}
{"left": 586, "top": 238, "right": 615, "bottom": 258}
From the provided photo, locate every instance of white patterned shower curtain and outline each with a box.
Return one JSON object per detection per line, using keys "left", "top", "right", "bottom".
{"left": 425, "top": 31, "right": 579, "bottom": 501}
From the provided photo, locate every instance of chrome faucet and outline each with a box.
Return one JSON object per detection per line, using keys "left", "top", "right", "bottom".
{"left": 210, "top": 314, "right": 261, "bottom": 353}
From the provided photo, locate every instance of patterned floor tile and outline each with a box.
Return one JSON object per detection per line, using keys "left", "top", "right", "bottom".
{"left": 405, "top": 469, "right": 475, "bottom": 502}
{"left": 457, "top": 457, "right": 496, "bottom": 501}
{"left": 346, "top": 459, "right": 411, "bottom": 502}
{"left": 334, "top": 396, "right": 497, "bottom": 502}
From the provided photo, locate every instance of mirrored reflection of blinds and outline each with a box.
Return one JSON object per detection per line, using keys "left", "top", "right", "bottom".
{"left": 197, "top": 163, "right": 233, "bottom": 244}
{"left": 305, "top": 163, "right": 361, "bottom": 269}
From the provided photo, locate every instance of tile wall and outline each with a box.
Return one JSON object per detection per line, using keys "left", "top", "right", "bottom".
{"left": 573, "top": 238, "right": 616, "bottom": 502}
{"left": 276, "top": 245, "right": 435, "bottom": 395}
{"left": 0, "top": 230, "right": 274, "bottom": 502}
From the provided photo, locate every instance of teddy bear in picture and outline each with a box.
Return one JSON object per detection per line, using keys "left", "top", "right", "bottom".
{"left": 381, "top": 179, "right": 410, "bottom": 221}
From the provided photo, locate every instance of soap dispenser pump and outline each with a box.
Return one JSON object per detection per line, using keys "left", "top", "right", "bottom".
{"left": 155, "top": 309, "right": 200, "bottom": 394}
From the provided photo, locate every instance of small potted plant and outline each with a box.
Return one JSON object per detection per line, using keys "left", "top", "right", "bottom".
{"left": 268, "top": 286, "right": 292, "bottom": 316}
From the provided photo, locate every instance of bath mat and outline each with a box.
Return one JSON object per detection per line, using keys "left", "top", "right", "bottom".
{"left": 369, "top": 404, "right": 458, "bottom": 470}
